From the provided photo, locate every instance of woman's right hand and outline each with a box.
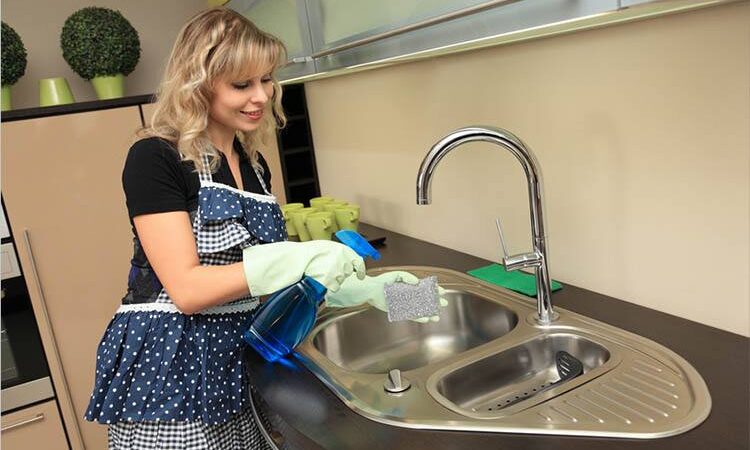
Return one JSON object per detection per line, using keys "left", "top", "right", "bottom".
{"left": 242, "top": 240, "right": 366, "bottom": 296}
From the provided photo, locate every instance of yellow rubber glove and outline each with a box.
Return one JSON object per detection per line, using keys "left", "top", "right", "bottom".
{"left": 242, "top": 240, "right": 366, "bottom": 296}
{"left": 325, "top": 271, "right": 448, "bottom": 322}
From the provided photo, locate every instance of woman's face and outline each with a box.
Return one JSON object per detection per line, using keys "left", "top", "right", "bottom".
{"left": 208, "top": 72, "right": 274, "bottom": 133}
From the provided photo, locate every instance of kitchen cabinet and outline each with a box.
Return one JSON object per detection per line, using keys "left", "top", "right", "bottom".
{"left": 234, "top": 0, "right": 738, "bottom": 83}
{"left": 1, "top": 106, "right": 143, "bottom": 449}
{"left": 238, "top": 0, "right": 617, "bottom": 76}
{"left": 1, "top": 400, "right": 69, "bottom": 450}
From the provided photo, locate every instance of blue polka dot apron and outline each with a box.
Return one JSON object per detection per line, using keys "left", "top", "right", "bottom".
{"left": 85, "top": 153, "right": 286, "bottom": 449}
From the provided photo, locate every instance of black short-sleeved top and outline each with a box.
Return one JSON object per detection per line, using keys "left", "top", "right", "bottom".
{"left": 122, "top": 136, "right": 272, "bottom": 226}
{"left": 120, "top": 136, "right": 273, "bottom": 305}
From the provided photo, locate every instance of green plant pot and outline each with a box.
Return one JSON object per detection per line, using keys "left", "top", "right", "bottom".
{"left": 91, "top": 74, "right": 124, "bottom": 100}
{"left": 1, "top": 85, "right": 11, "bottom": 111}
{"left": 39, "top": 77, "right": 75, "bottom": 107}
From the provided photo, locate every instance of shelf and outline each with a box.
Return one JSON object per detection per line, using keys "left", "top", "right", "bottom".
{"left": 279, "top": 83, "right": 318, "bottom": 205}
{"left": 279, "top": 119, "right": 311, "bottom": 148}
{"left": 1, "top": 94, "right": 154, "bottom": 123}
{"left": 283, "top": 146, "right": 311, "bottom": 156}
{"left": 287, "top": 177, "right": 316, "bottom": 188}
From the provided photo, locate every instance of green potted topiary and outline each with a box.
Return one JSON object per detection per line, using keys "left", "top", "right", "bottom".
{"left": 1, "top": 21, "right": 28, "bottom": 111}
{"left": 60, "top": 7, "right": 141, "bottom": 100}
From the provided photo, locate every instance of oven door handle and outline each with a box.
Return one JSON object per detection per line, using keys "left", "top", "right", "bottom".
{"left": 1, "top": 413, "right": 45, "bottom": 432}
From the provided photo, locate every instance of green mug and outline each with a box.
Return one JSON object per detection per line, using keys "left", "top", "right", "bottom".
{"left": 334, "top": 205, "right": 360, "bottom": 231}
{"left": 281, "top": 203, "right": 304, "bottom": 240}
{"left": 322, "top": 201, "right": 348, "bottom": 213}
{"left": 309, "top": 196, "right": 335, "bottom": 209}
{"left": 306, "top": 211, "right": 337, "bottom": 240}
{"left": 290, "top": 207, "right": 318, "bottom": 242}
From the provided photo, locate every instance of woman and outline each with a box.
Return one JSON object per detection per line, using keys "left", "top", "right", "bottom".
{"left": 84, "top": 7, "right": 437, "bottom": 449}
{"left": 81, "top": 7, "right": 371, "bottom": 449}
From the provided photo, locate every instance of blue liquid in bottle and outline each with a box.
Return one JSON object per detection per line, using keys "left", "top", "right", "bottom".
{"left": 243, "top": 276, "right": 327, "bottom": 362}
{"left": 243, "top": 230, "right": 380, "bottom": 362}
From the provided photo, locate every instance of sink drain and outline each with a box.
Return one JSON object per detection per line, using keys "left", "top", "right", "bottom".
{"left": 486, "top": 383, "right": 552, "bottom": 411}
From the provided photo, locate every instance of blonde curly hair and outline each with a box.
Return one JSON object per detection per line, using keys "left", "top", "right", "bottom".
{"left": 137, "top": 7, "right": 287, "bottom": 173}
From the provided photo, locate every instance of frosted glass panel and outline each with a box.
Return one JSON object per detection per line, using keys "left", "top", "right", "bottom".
{"left": 228, "top": 0, "right": 316, "bottom": 79}
{"left": 314, "top": 0, "right": 490, "bottom": 46}
{"left": 230, "top": 0, "right": 306, "bottom": 57}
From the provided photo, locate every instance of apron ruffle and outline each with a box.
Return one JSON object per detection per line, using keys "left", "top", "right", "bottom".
{"left": 196, "top": 185, "right": 286, "bottom": 251}
{"left": 85, "top": 309, "right": 255, "bottom": 425}
{"left": 195, "top": 220, "right": 258, "bottom": 254}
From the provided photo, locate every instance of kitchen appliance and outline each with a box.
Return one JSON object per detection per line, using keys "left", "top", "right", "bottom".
{"left": 1, "top": 199, "right": 54, "bottom": 413}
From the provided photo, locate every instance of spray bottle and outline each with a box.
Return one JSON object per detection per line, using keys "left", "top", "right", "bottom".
{"left": 243, "top": 230, "right": 380, "bottom": 362}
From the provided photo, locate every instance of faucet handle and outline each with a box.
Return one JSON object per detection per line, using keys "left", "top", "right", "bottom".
{"left": 495, "top": 217, "right": 511, "bottom": 260}
{"left": 495, "top": 217, "right": 543, "bottom": 271}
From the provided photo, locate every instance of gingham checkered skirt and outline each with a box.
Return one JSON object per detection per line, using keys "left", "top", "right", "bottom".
{"left": 85, "top": 153, "right": 286, "bottom": 448}
{"left": 107, "top": 398, "right": 273, "bottom": 450}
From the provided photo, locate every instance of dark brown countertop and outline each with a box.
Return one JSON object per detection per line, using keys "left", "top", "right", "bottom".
{"left": 246, "top": 223, "right": 749, "bottom": 450}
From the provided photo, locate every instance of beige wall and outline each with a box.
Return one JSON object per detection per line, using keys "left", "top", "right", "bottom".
{"left": 2, "top": 0, "right": 207, "bottom": 109}
{"left": 307, "top": 2, "right": 750, "bottom": 336}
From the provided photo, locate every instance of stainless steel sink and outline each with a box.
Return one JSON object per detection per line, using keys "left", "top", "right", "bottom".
{"left": 312, "top": 290, "right": 518, "bottom": 373}
{"left": 295, "top": 266, "right": 712, "bottom": 439}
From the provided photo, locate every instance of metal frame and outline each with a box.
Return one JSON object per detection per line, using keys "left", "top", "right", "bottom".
{"left": 307, "top": 0, "right": 521, "bottom": 58}
{"left": 304, "top": 0, "right": 616, "bottom": 74}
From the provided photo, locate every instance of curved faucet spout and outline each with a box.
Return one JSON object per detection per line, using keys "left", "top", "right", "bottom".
{"left": 416, "top": 126, "right": 557, "bottom": 324}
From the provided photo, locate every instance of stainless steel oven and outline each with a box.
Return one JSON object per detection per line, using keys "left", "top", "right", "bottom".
{"left": 1, "top": 199, "right": 55, "bottom": 413}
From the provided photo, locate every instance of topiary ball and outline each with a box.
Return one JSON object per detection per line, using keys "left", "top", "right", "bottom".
{"left": 2, "top": 22, "right": 28, "bottom": 86}
{"left": 60, "top": 7, "right": 141, "bottom": 80}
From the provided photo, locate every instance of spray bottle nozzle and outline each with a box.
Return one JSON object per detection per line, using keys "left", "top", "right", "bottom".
{"left": 334, "top": 230, "right": 381, "bottom": 260}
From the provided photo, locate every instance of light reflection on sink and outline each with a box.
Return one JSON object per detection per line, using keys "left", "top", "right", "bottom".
{"left": 312, "top": 290, "right": 518, "bottom": 373}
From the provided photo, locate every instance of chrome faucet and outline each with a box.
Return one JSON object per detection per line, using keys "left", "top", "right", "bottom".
{"left": 416, "top": 126, "right": 558, "bottom": 325}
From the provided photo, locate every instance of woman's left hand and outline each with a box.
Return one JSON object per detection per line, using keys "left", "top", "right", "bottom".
{"left": 325, "top": 271, "right": 448, "bottom": 322}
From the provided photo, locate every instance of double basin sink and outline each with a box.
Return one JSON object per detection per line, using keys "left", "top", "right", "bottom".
{"left": 294, "top": 266, "right": 711, "bottom": 439}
